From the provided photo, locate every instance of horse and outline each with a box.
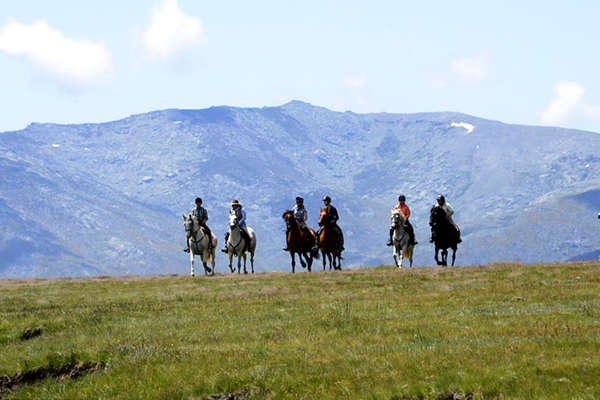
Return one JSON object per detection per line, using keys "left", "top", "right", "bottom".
{"left": 429, "top": 206, "right": 459, "bottom": 266}
{"left": 226, "top": 211, "right": 256, "bottom": 274}
{"left": 282, "top": 210, "right": 319, "bottom": 273}
{"left": 390, "top": 209, "right": 414, "bottom": 268}
{"left": 183, "top": 214, "right": 217, "bottom": 276}
{"left": 318, "top": 209, "right": 343, "bottom": 270}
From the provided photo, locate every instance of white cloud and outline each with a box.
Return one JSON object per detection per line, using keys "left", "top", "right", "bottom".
{"left": 451, "top": 54, "right": 490, "bottom": 82}
{"left": 0, "top": 20, "right": 112, "bottom": 88}
{"left": 144, "top": 0, "right": 206, "bottom": 59}
{"left": 540, "top": 81, "right": 585, "bottom": 125}
{"left": 540, "top": 81, "right": 600, "bottom": 127}
{"left": 341, "top": 74, "right": 367, "bottom": 90}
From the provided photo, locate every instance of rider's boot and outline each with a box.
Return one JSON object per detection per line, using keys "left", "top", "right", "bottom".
{"left": 221, "top": 233, "right": 229, "bottom": 253}
{"left": 386, "top": 228, "right": 393, "bottom": 246}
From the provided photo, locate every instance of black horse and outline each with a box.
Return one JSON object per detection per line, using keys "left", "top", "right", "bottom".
{"left": 429, "top": 206, "right": 460, "bottom": 266}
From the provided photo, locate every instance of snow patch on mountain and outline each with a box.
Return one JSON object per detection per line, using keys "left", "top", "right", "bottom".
{"left": 451, "top": 121, "right": 475, "bottom": 134}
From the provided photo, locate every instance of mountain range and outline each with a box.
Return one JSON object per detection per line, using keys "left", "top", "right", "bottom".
{"left": 1, "top": 100, "right": 600, "bottom": 277}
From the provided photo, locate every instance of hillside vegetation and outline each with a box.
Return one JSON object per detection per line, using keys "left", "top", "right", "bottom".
{"left": 3, "top": 101, "right": 600, "bottom": 277}
{"left": 1, "top": 262, "right": 599, "bottom": 399}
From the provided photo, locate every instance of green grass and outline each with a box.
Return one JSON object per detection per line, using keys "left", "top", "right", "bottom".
{"left": 1, "top": 262, "right": 599, "bottom": 399}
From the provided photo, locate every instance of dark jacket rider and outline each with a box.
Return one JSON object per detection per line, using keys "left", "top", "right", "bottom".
{"left": 317, "top": 196, "right": 344, "bottom": 252}
{"left": 184, "top": 197, "right": 213, "bottom": 252}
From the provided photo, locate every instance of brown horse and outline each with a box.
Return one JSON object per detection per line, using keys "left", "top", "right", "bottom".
{"left": 318, "top": 208, "right": 343, "bottom": 270}
{"left": 282, "top": 210, "right": 319, "bottom": 273}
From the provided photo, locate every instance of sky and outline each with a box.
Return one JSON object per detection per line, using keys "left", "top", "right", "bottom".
{"left": 1, "top": 0, "right": 599, "bottom": 132}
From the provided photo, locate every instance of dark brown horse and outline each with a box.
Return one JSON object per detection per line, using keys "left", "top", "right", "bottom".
{"left": 429, "top": 206, "right": 459, "bottom": 266}
{"left": 318, "top": 208, "right": 343, "bottom": 270}
{"left": 282, "top": 210, "right": 319, "bottom": 273}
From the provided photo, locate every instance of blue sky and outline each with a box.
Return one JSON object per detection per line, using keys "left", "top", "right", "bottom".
{"left": 1, "top": 0, "right": 599, "bottom": 132}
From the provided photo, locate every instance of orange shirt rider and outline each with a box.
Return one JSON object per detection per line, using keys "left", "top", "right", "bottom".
{"left": 393, "top": 203, "right": 411, "bottom": 220}
{"left": 387, "top": 195, "right": 417, "bottom": 246}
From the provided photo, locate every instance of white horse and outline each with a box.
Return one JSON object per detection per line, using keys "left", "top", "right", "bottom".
{"left": 226, "top": 211, "right": 256, "bottom": 274}
{"left": 183, "top": 214, "right": 217, "bottom": 276}
{"left": 391, "top": 209, "right": 414, "bottom": 268}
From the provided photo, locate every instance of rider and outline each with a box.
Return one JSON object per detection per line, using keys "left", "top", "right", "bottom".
{"left": 430, "top": 195, "right": 462, "bottom": 243}
{"left": 317, "top": 196, "right": 344, "bottom": 252}
{"left": 387, "top": 195, "right": 418, "bottom": 247}
{"left": 221, "top": 199, "right": 252, "bottom": 253}
{"left": 184, "top": 197, "right": 213, "bottom": 252}
{"left": 283, "top": 196, "right": 315, "bottom": 251}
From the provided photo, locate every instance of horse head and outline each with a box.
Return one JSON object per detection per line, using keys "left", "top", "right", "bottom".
{"left": 430, "top": 206, "right": 447, "bottom": 228}
{"left": 282, "top": 210, "right": 296, "bottom": 229}
{"left": 318, "top": 208, "right": 329, "bottom": 226}
{"left": 391, "top": 210, "right": 406, "bottom": 229}
{"left": 183, "top": 214, "right": 195, "bottom": 239}
{"left": 228, "top": 210, "right": 239, "bottom": 229}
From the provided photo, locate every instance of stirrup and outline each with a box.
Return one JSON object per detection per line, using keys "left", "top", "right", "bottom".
{"left": 386, "top": 241, "right": 392, "bottom": 246}
{"left": 221, "top": 248, "right": 228, "bottom": 253}
{"left": 183, "top": 248, "right": 190, "bottom": 253}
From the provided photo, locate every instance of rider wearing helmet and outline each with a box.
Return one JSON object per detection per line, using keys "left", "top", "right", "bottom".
{"left": 387, "top": 195, "right": 417, "bottom": 247}
{"left": 430, "top": 195, "right": 462, "bottom": 243}
{"left": 283, "top": 196, "right": 312, "bottom": 251}
{"left": 184, "top": 197, "right": 213, "bottom": 252}
{"left": 221, "top": 199, "right": 252, "bottom": 253}
{"left": 317, "top": 196, "right": 344, "bottom": 252}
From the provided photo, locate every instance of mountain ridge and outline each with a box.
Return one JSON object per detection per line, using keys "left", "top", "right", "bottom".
{"left": 1, "top": 101, "right": 599, "bottom": 277}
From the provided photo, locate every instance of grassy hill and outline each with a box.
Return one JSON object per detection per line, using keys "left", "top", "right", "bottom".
{"left": 1, "top": 262, "right": 599, "bottom": 399}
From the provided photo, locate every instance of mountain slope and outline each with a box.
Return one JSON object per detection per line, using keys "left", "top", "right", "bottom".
{"left": 1, "top": 101, "right": 599, "bottom": 276}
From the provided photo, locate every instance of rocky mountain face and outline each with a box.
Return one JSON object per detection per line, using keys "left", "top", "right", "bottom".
{"left": 1, "top": 101, "right": 600, "bottom": 277}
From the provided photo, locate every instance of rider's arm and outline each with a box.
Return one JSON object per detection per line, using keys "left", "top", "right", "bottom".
{"left": 239, "top": 210, "right": 246, "bottom": 226}
{"left": 445, "top": 203, "right": 454, "bottom": 217}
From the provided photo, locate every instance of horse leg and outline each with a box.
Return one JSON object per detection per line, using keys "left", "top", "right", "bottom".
{"left": 228, "top": 252, "right": 234, "bottom": 273}
{"left": 328, "top": 253, "right": 333, "bottom": 271}
{"left": 322, "top": 249, "right": 326, "bottom": 271}
{"left": 211, "top": 249, "right": 216, "bottom": 276}
{"left": 306, "top": 252, "right": 312, "bottom": 272}
{"left": 442, "top": 249, "right": 448, "bottom": 266}
{"left": 451, "top": 247, "right": 457, "bottom": 266}
{"left": 435, "top": 246, "right": 443, "bottom": 266}
{"left": 189, "top": 248, "right": 195, "bottom": 277}
{"left": 250, "top": 250, "right": 254, "bottom": 274}
{"left": 290, "top": 252, "right": 296, "bottom": 274}
{"left": 299, "top": 252, "right": 306, "bottom": 269}
{"left": 337, "top": 254, "right": 342, "bottom": 270}
{"left": 243, "top": 253, "right": 248, "bottom": 274}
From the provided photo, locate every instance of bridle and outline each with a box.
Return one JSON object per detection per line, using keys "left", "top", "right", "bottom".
{"left": 228, "top": 214, "right": 245, "bottom": 251}
{"left": 185, "top": 216, "right": 205, "bottom": 247}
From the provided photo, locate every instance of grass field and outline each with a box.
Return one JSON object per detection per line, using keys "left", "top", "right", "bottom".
{"left": 1, "top": 262, "right": 599, "bottom": 399}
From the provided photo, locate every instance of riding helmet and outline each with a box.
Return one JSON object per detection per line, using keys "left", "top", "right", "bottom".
{"left": 195, "top": 197, "right": 202, "bottom": 204}
{"left": 437, "top": 195, "right": 445, "bottom": 203}
{"left": 398, "top": 195, "right": 406, "bottom": 202}
{"left": 323, "top": 196, "right": 331, "bottom": 202}
{"left": 296, "top": 196, "right": 303, "bottom": 202}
